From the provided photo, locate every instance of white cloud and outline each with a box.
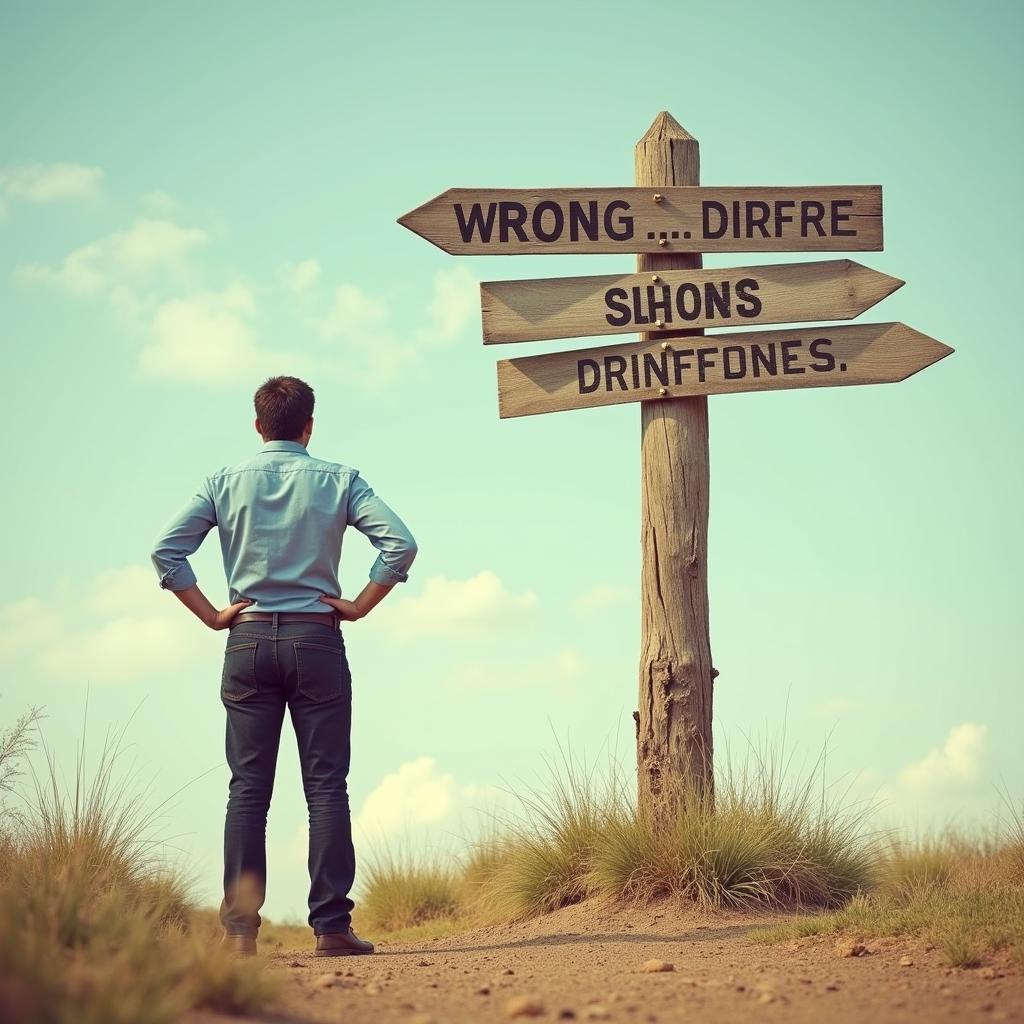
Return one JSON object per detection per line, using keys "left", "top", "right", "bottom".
{"left": 280, "top": 758, "right": 504, "bottom": 867}
{"left": 139, "top": 284, "right": 293, "bottom": 385}
{"left": 17, "top": 217, "right": 208, "bottom": 296}
{"left": 900, "top": 723, "right": 988, "bottom": 790}
{"left": 418, "top": 264, "right": 478, "bottom": 344}
{"left": 0, "top": 565, "right": 215, "bottom": 685}
{"left": 279, "top": 258, "right": 321, "bottom": 295}
{"left": 0, "top": 597, "right": 51, "bottom": 657}
{"left": 140, "top": 189, "right": 182, "bottom": 214}
{"left": 298, "top": 268, "right": 478, "bottom": 386}
{"left": 0, "top": 161, "right": 102, "bottom": 203}
{"left": 573, "top": 582, "right": 629, "bottom": 613}
{"left": 321, "top": 282, "right": 389, "bottom": 336}
{"left": 373, "top": 571, "right": 537, "bottom": 643}
{"left": 354, "top": 757, "right": 459, "bottom": 837}
{"left": 352, "top": 757, "right": 499, "bottom": 843}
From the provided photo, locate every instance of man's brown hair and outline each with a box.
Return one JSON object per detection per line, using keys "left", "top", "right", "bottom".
{"left": 254, "top": 376, "right": 315, "bottom": 440}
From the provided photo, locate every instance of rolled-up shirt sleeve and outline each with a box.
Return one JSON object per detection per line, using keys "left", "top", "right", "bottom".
{"left": 151, "top": 480, "right": 217, "bottom": 592}
{"left": 347, "top": 473, "right": 417, "bottom": 585}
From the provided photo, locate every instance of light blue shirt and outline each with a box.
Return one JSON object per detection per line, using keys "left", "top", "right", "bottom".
{"left": 151, "top": 440, "right": 417, "bottom": 612}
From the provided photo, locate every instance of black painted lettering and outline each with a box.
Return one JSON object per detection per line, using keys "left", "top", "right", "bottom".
{"left": 630, "top": 352, "right": 641, "bottom": 389}
{"left": 604, "top": 288, "right": 631, "bottom": 328}
{"left": 568, "top": 200, "right": 599, "bottom": 242}
{"left": 735, "top": 278, "right": 762, "bottom": 317}
{"left": 648, "top": 285, "right": 672, "bottom": 323}
{"left": 702, "top": 201, "right": 727, "bottom": 239}
{"left": 831, "top": 199, "right": 855, "bottom": 236}
{"left": 746, "top": 201, "right": 771, "bottom": 238}
{"left": 605, "top": 200, "right": 634, "bottom": 241}
{"left": 723, "top": 345, "right": 747, "bottom": 379}
{"left": 672, "top": 348, "right": 694, "bottom": 385}
{"left": 809, "top": 337, "right": 836, "bottom": 372}
{"left": 604, "top": 354, "right": 628, "bottom": 391}
{"left": 676, "top": 282, "right": 702, "bottom": 321}
{"left": 801, "top": 201, "right": 826, "bottom": 237}
{"left": 577, "top": 358, "right": 600, "bottom": 393}
{"left": 499, "top": 202, "right": 528, "bottom": 242}
{"left": 781, "top": 339, "right": 805, "bottom": 374}
{"left": 454, "top": 202, "right": 496, "bottom": 243}
{"left": 532, "top": 200, "right": 564, "bottom": 242}
{"left": 643, "top": 352, "right": 669, "bottom": 387}
{"left": 751, "top": 343, "right": 778, "bottom": 377}
{"left": 774, "top": 200, "right": 795, "bottom": 236}
{"left": 697, "top": 347, "right": 717, "bottom": 382}
{"left": 631, "top": 286, "right": 649, "bottom": 326}
{"left": 705, "top": 281, "right": 731, "bottom": 319}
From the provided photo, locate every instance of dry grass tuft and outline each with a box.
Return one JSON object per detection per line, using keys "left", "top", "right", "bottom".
{"left": 752, "top": 807, "right": 1024, "bottom": 966}
{"left": 359, "top": 846, "right": 462, "bottom": 932}
{"left": 0, "top": 706, "right": 279, "bottom": 1024}
{"left": 359, "top": 740, "right": 879, "bottom": 928}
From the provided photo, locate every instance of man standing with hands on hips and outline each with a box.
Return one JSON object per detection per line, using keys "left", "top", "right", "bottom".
{"left": 150, "top": 375, "right": 417, "bottom": 958}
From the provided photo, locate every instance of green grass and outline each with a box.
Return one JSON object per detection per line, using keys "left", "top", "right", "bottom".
{"left": 0, "top": 707, "right": 280, "bottom": 1024}
{"left": 355, "top": 746, "right": 1023, "bottom": 970}
{"left": 751, "top": 822, "right": 1024, "bottom": 966}
{"left": 357, "top": 741, "right": 879, "bottom": 929}
{"left": 359, "top": 847, "right": 462, "bottom": 932}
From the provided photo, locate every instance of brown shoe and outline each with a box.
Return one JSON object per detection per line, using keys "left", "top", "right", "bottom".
{"left": 313, "top": 929, "right": 374, "bottom": 956}
{"left": 221, "top": 933, "right": 257, "bottom": 957}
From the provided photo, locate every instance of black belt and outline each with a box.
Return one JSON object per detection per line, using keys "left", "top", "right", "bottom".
{"left": 233, "top": 611, "right": 339, "bottom": 627}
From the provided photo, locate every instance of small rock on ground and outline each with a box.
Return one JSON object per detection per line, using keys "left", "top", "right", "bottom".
{"left": 506, "top": 995, "right": 546, "bottom": 1018}
{"left": 640, "top": 959, "right": 675, "bottom": 973}
{"left": 835, "top": 940, "right": 868, "bottom": 958}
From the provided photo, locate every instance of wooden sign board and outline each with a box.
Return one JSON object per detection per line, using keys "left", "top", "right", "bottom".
{"left": 496, "top": 322, "right": 952, "bottom": 419}
{"left": 481, "top": 259, "right": 903, "bottom": 345}
{"left": 399, "top": 186, "right": 882, "bottom": 255}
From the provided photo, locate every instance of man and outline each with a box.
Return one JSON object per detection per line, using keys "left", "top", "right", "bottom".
{"left": 150, "top": 375, "right": 417, "bottom": 958}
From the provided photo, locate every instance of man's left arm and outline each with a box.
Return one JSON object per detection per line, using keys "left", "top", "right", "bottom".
{"left": 151, "top": 480, "right": 251, "bottom": 630}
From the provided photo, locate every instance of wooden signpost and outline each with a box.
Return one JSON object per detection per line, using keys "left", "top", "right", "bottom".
{"left": 481, "top": 260, "right": 904, "bottom": 344}
{"left": 495, "top": 322, "right": 952, "bottom": 418}
{"left": 399, "top": 111, "right": 953, "bottom": 824}
{"left": 399, "top": 185, "right": 883, "bottom": 255}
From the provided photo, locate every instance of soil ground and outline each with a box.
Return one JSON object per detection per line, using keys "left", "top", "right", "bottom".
{"left": 187, "top": 901, "right": 1024, "bottom": 1024}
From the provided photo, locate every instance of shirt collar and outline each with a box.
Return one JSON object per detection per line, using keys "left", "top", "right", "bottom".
{"left": 259, "top": 440, "right": 310, "bottom": 455}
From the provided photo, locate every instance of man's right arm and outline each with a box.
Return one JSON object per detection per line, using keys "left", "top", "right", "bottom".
{"left": 319, "top": 472, "right": 417, "bottom": 621}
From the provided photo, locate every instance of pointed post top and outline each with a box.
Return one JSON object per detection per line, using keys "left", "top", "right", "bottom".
{"left": 638, "top": 111, "right": 696, "bottom": 145}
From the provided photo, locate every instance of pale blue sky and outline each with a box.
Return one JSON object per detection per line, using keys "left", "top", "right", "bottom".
{"left": 1, "top": 0, "right": 1021, "bottom": 921}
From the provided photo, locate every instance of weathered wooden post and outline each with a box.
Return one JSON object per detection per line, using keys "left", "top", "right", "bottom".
{"left": 399, "top": 114, "right": 951, "bottom": 829}
{"left": 634, "top": 112, "right": 715, "bottom": 817}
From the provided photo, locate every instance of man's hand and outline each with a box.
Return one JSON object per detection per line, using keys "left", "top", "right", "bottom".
{"left": 171, "top": 585, "right": 252, "bottom": 629}
{"left": 208, "top": 599, "right": 254, "bottom": 630}
{"left": 319, "top": 595, "right": 364, "bottom": 621}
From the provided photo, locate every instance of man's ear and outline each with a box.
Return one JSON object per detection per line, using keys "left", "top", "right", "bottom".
{"left": 305, "top": 417, "right": 314, "bottom": 440}
{"left": 255, "top": 417, "right": 264, "bottom": 438}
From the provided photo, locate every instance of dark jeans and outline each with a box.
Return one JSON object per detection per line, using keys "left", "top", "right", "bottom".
{"left": 218, "top": 617, "right": 355, "bottom": 937}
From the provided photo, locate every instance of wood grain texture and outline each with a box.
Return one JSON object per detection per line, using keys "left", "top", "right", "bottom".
{"left": 399, "top": 185, "right": 882, "bottom": 254}
{"left": 481, "top": 259, "right": 904, "bottom": 344}
{"left": 496, "top": 321, "right": 953, "bottom": 418}
{"left": 635, "top": 111, "right": 715, "bottom": 817}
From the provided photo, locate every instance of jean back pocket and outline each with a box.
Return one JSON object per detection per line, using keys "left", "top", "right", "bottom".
{"left": 221, "top": 641, "right": 258, "bottom": 701}
{"left": 294, "top": 639, "right": 350, "bottom": 703}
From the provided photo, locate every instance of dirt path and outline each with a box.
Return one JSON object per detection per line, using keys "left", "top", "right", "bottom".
{"left": 191, "top": 902, "right": 1023, "bottom": 1024}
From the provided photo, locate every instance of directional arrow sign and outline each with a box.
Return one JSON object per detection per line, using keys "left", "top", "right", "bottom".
{"left": 496, "top": 323, "right": 952, "bottom": 419}
{"left": 481, "top": 259, "right": 903, "bottom": 345}
{"left": 399, "top": 186, "right": 882, "bottom": 255}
